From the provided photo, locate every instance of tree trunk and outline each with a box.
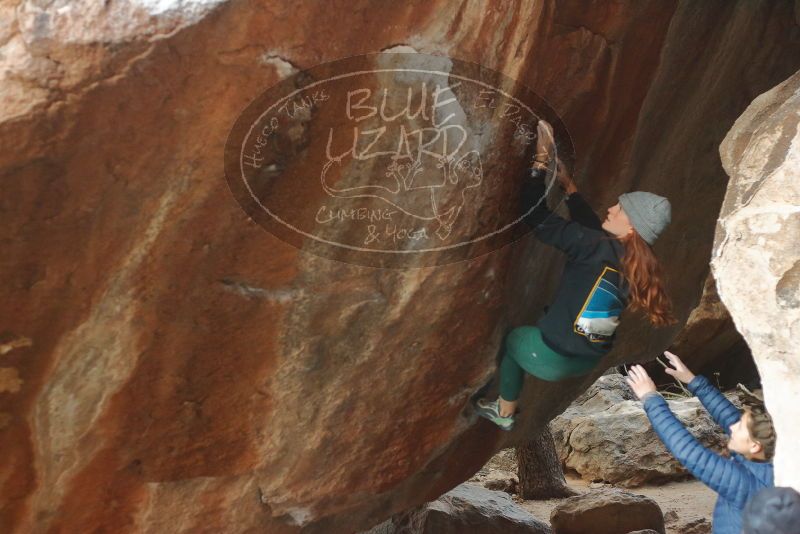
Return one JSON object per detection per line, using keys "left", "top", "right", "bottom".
{"left": 516, "top": 425, "right": 577, "bottom": 499}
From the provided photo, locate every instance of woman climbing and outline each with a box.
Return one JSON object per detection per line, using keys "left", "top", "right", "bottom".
{"left": 475, "top": 121, "right": 677, "bottom": 431}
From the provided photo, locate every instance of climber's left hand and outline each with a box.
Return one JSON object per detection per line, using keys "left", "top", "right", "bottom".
{"left": 626, "top": 364, "right": 658, "bottom": 400}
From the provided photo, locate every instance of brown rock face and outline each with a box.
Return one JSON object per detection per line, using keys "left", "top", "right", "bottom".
{"left": 713, "top": 67, "right": 800, "bottom": 490}
{"left": 1, "top": 1, "right": 799, "bottom": 533}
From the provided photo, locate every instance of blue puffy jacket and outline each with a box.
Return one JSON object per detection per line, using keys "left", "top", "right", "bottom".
{"left": 642, "top": 375, "right": 774, "bottom": 534}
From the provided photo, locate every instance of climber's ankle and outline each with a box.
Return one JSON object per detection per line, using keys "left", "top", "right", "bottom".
{"left": 498, "top": 396, "right": 517, "bottom": 418}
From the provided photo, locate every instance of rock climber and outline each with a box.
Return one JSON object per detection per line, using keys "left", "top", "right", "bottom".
{"left": 626, "top": 352, "right": 776, "bottom": 534}
{"left": 474, "top": 120, "right": 676, "bottom": 431}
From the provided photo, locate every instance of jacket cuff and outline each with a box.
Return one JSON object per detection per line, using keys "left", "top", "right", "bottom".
{"left": 686, "top": 374, "right": 708, "bottom": 395}
{"left": 641, "top": 391, "right": 664, "bottom": 407}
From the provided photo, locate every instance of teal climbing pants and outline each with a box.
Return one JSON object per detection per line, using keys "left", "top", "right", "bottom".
{"left": 499, "top": 326, "right": 600, "bottom": 401}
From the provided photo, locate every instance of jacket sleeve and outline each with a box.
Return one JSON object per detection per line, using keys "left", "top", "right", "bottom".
{"left": 520, "top": 170, "right": 603, "bottom": 263}
{"left": 519, "top": 170, "right": 551, "bottom": 228}
{"left": 687, "top": 375, "right": 742, "bottom": 435}
{"left": 565, "top": 192, "right": 603, "bottom": 231}
{"left": 642, "top": 392, "right": 762, "bottom": 507}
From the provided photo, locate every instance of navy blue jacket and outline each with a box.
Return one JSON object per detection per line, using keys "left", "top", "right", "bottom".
{"left": 520, "top": 173, "right": 628, "bottom": 358}
{"left": 643, "top": 375, "right": 774, "bottom": 534}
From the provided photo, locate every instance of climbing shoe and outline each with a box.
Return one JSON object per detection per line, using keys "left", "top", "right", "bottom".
{"left": 474, "top": 398, "right": 515, "bottom": 431}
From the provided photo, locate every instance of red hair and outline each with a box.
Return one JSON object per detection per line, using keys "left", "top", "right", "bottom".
{"left": 617, "top": 231, "right": 676, "bottom": 327}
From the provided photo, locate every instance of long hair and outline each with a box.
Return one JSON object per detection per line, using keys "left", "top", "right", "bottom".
{"left": 616, "top": 231, "right": 677, "bottom": 327}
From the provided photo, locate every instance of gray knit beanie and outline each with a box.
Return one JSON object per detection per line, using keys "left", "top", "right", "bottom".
{"left": 618, "top": 191, "right": 671, "bottom": 245}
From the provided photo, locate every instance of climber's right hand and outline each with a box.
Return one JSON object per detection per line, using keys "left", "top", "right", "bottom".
{"left": 556, "top": 157, "right": 577, "bottom": 196}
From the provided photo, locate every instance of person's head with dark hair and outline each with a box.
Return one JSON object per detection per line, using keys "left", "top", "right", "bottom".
{"left": 742, "top": 486, "right": 800, "bottom": 534}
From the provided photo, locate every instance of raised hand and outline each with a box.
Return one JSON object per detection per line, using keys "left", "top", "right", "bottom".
{"left": 625, "top": 364, "right": 657, "bottom": 400}
{"left": 532, "top": 120, "right": 554, "bottom": 171}
{"left": 663, "top": 351, "right": 696, "bottom": 384}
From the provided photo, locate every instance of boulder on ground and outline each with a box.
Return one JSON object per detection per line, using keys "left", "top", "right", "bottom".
{"left": 550, "top": 374, "right": 730, "bottom": 486}
{"left": 363, "top": 483, "right": 550, "bottom": 534}
{"left": 663, "top": 510, "right": 711, "bottom": 534}
{"left": 549, "top": 488, "right": 665, "bottom": 534}
{"left": 469, "top": 447, "right": 519, "bottom": 494}
{"left": 484, "top": 477, "right": 518, "bottom": 494}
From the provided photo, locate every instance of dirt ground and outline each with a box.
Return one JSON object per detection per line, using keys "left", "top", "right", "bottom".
{"left": 469, "top": 449, "right": 715, "bottom": 533}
